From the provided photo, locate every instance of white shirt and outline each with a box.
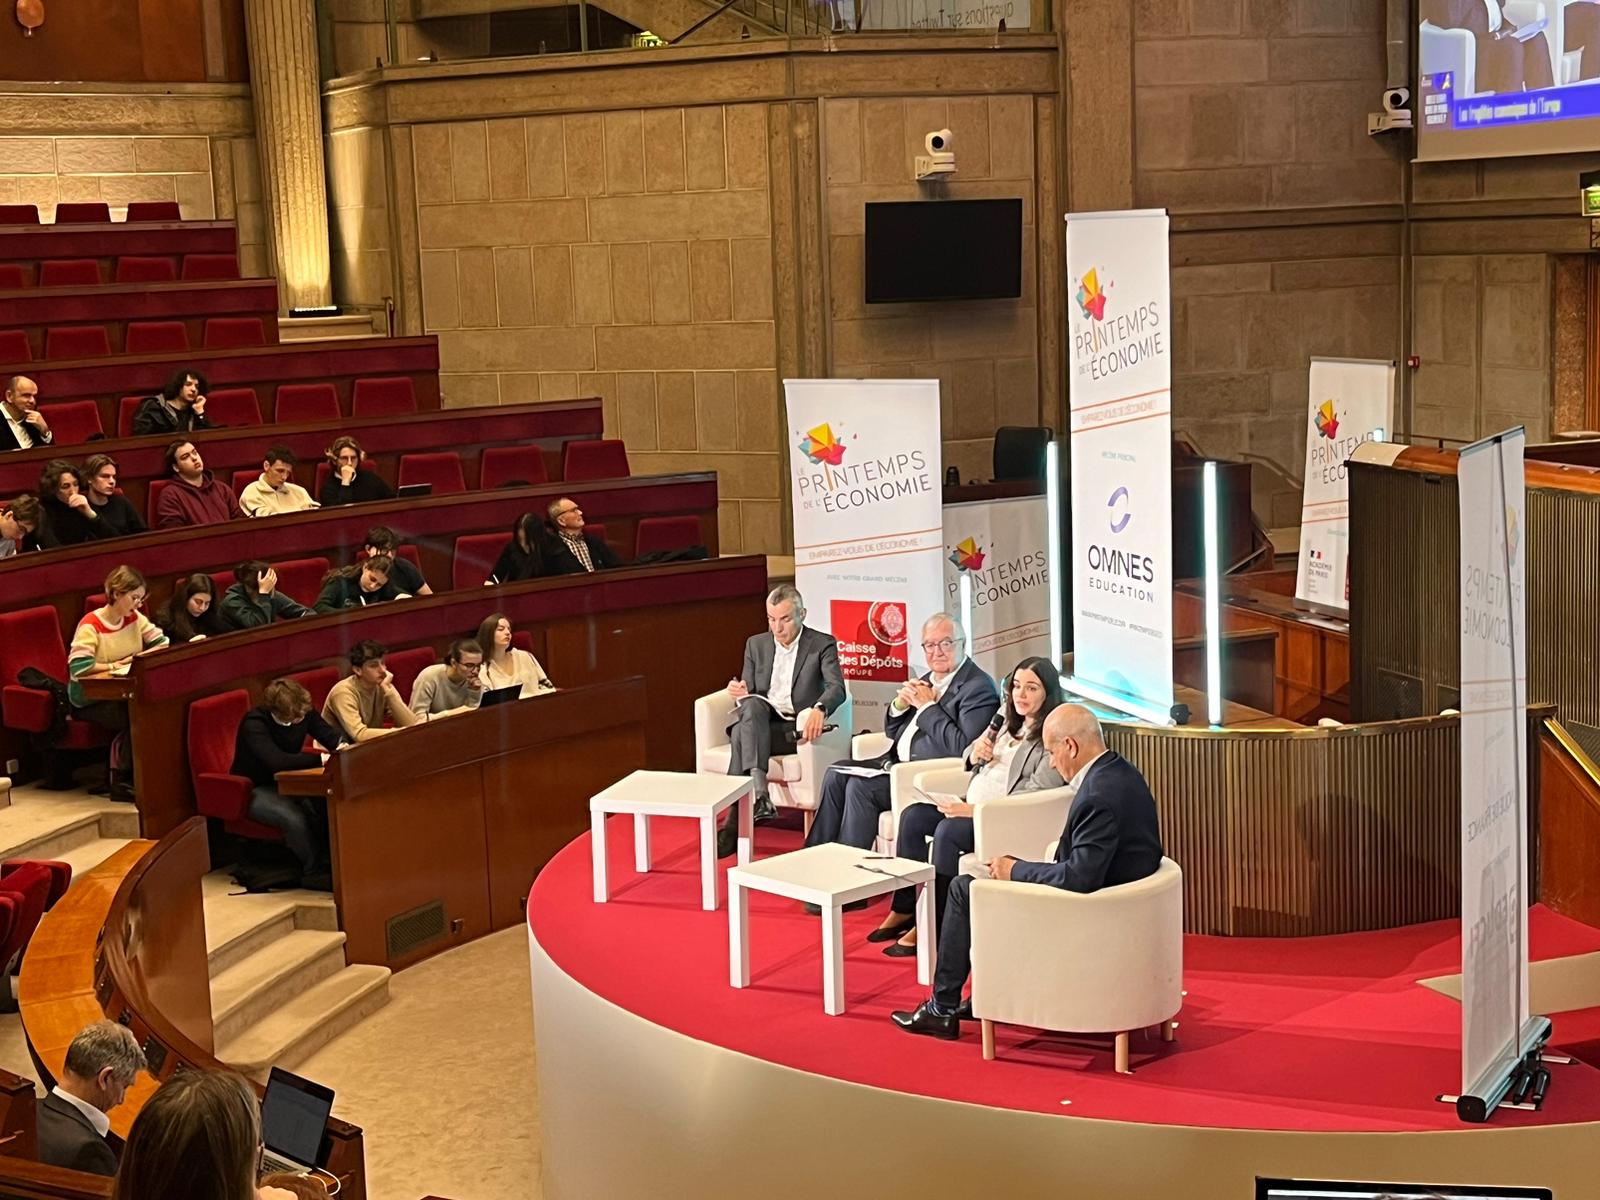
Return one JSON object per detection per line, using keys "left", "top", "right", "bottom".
{"left": 1066, "top": 748, "right": 1109, "bottom": 794}
{"left": 767, "top": 635, "right": 800, "bottom": 717}
{"left": 50, "top": 1086, "right": 110, "bottom": 1138}
{"left": 3, "top": 402, "right": 47, "bottom": 450}
{"left": 894, "top": 665, "right": 957, "bottom": 762}
{"left": 967, "top": 728, "right": 1027, "bottom": 806}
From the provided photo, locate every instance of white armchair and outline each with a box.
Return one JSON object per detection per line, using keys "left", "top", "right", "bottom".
{"left": 907, "top": 764, "right": 1074, "bottom": 879}
{"left": 693, "top": 691, "right": 853, "bottom": 834}
{"left": 1420, "top": 20, "right": 1478, "bottom": 97}
{"left": 970, "top": 856, "right": 1183, "bottom": 1073}
{"left": 849, "top": 731, "right": 963, "bottom": 856}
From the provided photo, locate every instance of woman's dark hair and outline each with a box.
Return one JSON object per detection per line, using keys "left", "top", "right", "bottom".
{"left": 363, "top": 525, "right": 398, "bottom": 553}
{"left": 1002, "top": 656, "right": 1063, "bottom": 741}
{"left": 160, "top": 367, "right": 207, "bottom": 402}
{"left": 513, "top": 511, "right": 541, "bottom": 551}
{"left": 112, "top": 1068, "right": 259, "bottom": 1200}
{"left": 233, "top": 560, "right": 269, "bottom": 595}
{"left": 476, "top": 612, "right": 512, "bottom": 662}
{"left": 322, "top": 553, "right": 392, "bottom": 586}
{"left": 156, "top": 574, "right": 217, "bottom": 640}
{"left": 37, "top": 458, "right": 79, "bottom": 499}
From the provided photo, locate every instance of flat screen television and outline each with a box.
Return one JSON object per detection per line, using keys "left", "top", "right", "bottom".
{"left": 1257, "top": 1179, "right": 1552, "bottom": 1200}
{"left": 863, "top": 198, "right": 1022, "bottom": 304}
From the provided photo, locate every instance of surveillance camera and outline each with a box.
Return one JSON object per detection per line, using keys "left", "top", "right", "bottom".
{"left": 1368, "top": 86, "right": 1413, "bottom": 135}
{"left": 916, "top": 129, "right": 956, "bottom": 180}
{"left": 925, "top": 129, "right": 953, "bottom": 155}
{"left": 1382, "top": 87, "right": 1410, "bottom": 114}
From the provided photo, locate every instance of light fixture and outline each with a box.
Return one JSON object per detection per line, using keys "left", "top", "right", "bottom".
{"left": 1203, "top": 460, "right": 1222, "bottom": 726}
{"left": 1046, "top": 438, "right": 1063, "bottom": 669}
{"left": 289, "top": 305, "right": 340, "bottom": 319}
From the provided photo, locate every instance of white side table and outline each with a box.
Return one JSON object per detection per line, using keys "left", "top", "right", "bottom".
{"left": 590, "top": 770, "right": 753, "bottom": 911}
{"left": 727, "top": 844, "right": 935, "bottom": 1015}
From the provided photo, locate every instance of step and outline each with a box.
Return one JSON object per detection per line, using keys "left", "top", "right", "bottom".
{"left": 202, "top": 871, "right": 338, "bottom": 974}
{"left": 211, "top": 929, "right": 349, "bottom": 1047}
{"left": 215, "top": 965, "right": 391, "bottom": 1081}
{"left": 56, "top": 837, "right": 133, "bottom": 881}
{"left": 278, "top": 313, "right": 382, "bottom": 342}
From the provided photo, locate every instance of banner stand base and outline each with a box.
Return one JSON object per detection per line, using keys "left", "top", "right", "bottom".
{"left": 1061, "top": 675, "right": 1181, "bottom": 728}
{"left": 1440, "top": 1015, "right": 1554, "bottom": 1123}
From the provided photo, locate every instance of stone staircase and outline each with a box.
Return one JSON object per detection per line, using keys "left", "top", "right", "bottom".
{"left": 0, "top": 782, "right": 139, "bottom": 880}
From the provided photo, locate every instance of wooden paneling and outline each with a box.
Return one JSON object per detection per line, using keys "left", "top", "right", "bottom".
{"left": 0, "top": 0, "right": 246, "bottom": 83}
{"left": 1539, "top": 721, "right": 1600, "bottom": 926}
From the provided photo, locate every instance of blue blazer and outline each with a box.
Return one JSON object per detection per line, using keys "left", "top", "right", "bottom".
{"left": 881, "top": 657, "right": 1000, "bottom": 765}
{"left": 1011, "top": 751, "right": 1163, "bottom": 893}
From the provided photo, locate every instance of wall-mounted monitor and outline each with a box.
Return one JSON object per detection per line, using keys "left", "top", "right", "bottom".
{"left": 1418, "top": 2, "right": 1600, "bottom": 160}
{"left": 864, "top": 198, "right": 1023, "bottom": 304}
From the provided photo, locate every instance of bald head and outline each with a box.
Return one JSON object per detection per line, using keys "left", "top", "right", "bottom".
{"left": 1042, "top": 703, "right": 1106, "bottom": 780}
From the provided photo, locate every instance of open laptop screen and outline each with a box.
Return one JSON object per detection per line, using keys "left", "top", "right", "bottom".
{"left": 261, "top": 1067, "right": 335, "bottom": 1166}
{"left": 1257, "top": 1181, "right": 1552, "bottom": 1200}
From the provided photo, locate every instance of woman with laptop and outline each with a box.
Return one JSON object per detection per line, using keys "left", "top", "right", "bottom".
{"left": 476, "top": 611, "right": 556, "bottom": 699}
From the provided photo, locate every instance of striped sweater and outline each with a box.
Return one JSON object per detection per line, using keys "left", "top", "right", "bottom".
{"left": 67, "top": 610, "right": 168, "bottom": 706}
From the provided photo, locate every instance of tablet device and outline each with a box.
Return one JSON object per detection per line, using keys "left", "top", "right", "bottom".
{"left": 479, "top": 685, "right": 521, "bottom": 707}
{"left": 396, "top": 483, "right": 433, "bottom": 498}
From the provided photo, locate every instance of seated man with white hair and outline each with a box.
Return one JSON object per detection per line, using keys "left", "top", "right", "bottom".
{"left": 891, "top": 702, "right": 1164, "bottom": 1040}
{"left": 36, "top": 1019, "right": 146, "bottom": 1175}
{"left": 805, "top": 613, "right": 1000, "bottom": 868}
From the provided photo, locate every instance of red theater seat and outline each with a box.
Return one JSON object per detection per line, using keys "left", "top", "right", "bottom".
{"left": 286, "top": 667, "right": 340, "bottom": 712}
{"left": 3, "top": 860, "right": 72, "bottom": 911}
{"left": 54, "top": 202, "right": 111, "bottom": 224}
{"left": 181, "top": 253, "right": 238, "bottom": 281}
{"left": 203, "top": 317, "right": 266, "bottom": 350}
{"left": 0, "top": 205, "right": 39, "bottom": 224}
{"left": 117, "top": 395, "right": 145, "bottom": 438}
{"left": 272, "top": 557, "right": 329, "bottom": 607}
{"left": 145, "top": 479, "right": 170, "bottom": 526}
{"left": 561, "top": 438, "right": 630, "bottom": 482}
{"left": 398, "top": 452, "right": 465, "bottom": 497}
{"left": 0, "top": 265, "right": 26, "bottom": 288}
{"left": 42, "top": 401, "right": 104, "bottom": 446}
{"left": 126, "top": 202, "right": 182, "bottom": 222}
{"left": 45, "top": 325, "right": 111, "bottom": 360}
{"left": 0, "top": 331, "right": 30, "bottom": 364}
{"left": 187, "top": 691, "right": 280, "bottom": 843}
{"left": 115, "top": 256, "right": 178, "bottom": 284}
{"left": 38, "top": 259, "right": 101, "bottom": 287}
{"left": 351, "top": 376, "right": 416, "bottom": 418}
{"left": 0, "top": 863, "right": 53, "bottom": 972}
{"left": 82, "top": 594, "right": 106, "bottom": 615}
{"left": 125, "top": 321, "right": 189, "bottom": 355}
{"left": 275, "top": 383, "right": 340, "bottom": 424}
{"left": 452, "top": 534, "right": 505, "bottom": 589}
{"left": 634, "top": 516, "right": 701, "bottom": 557}
{"left": 205, "top": 387, "right": 263, "bottom": 427}
{"left": 0, "top": 606, "right": 111, "bottom": 754}
{"left": 480, "top": 446, "right": 550, "bottom": 488}
{"left": 230, "top": 469, "right": 258, "bottom": 499}
{"left": 385, "top": 647, "right": 436, "bottom": 700}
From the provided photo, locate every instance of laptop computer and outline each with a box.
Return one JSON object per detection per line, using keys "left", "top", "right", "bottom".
{"left": 396, "top": 482, "right": 433, "bottom": 499}
{"left": 1257, "top": 1181, "right": 1552, "bottom": 1200}
{"left": 478, "top": 684, "right": 521, "bottom": 707}
{"left": 259, "top": 1067, "right": 335, "bottom": 1176}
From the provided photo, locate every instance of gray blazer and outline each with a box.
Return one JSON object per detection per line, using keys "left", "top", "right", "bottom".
{"left": 36, "top": 1092, "right": 117, "bottom": 1176}
{"left": 739, "top": 626, "right": 847, "bottom": 717}
{"left": 965, "top": 733, "right": 1065, "bottom": 794}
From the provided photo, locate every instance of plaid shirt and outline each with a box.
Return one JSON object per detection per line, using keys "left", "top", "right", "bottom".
{"left": 563, "top": 532, "right": 595, "bottom": 572}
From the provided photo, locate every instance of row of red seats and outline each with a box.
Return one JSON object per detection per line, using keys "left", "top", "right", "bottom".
{"left": 0, "top": 254, "right": 238, "bottom": 290}
{"left": 0, "top": 860, "right": 70, "bottom": 980}
{"left": 0, "top": 316, "right": 267, "bottom": 364}
{"left": 0, "top": 202, "right": 181, "bottom": 225}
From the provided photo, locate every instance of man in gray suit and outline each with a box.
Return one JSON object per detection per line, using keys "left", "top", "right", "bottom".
{"left": 717, "top": 583, "right": 847, "bottom": 857}
{"left": 37, "top": 1021, "right": 146, "bottom": 1176}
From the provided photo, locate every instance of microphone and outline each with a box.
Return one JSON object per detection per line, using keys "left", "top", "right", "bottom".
{"left": 971, "top": 712, "right": 1004, "bottom": 771}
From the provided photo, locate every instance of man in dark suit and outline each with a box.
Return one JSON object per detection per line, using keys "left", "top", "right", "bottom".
{"left": 37, "top": 1020, "right": 146, "bottom": 1175}
{"left": 717, "top": 584, "right": 847, "bottom": 857}
{"left": 891, "top": 702, "right": 1164, "bottom": 1039}
{"left": 805, "top": 612, "right": 1000, "bottom": 854}
{"left": 538, "top": 496, "right": 622, "bottom": 576}
{"left": 0, "top": 375, "right": 52, "bottom": 452}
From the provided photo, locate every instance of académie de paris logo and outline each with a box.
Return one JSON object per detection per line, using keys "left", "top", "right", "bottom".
{"left": 1107, "top": 486, "right": 1131, "bottom": 533}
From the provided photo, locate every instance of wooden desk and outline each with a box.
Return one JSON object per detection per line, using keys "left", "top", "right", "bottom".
{"left": 101, "top": 556, "right": 767, "bottom": 837}
{"left": 281, "top": 678, "right": 648, "bottom": 969}
{"left": 0, "top": 221, "right": 236, "bottom": 276}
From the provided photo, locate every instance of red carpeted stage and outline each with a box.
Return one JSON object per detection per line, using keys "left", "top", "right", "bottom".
{"left": 527, "top": 815, "right": 1600, "bottom": 1198}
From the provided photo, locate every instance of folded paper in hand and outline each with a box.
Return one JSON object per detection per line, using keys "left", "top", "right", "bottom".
{"left": 830, "top": 765, "right": 888, "bottom": 779}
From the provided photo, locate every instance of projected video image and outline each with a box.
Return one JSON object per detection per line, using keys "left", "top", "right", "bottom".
{"left": 1420, "top": 0, "right": 1600, "bottom": 139}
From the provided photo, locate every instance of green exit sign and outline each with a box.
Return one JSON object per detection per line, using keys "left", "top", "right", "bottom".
{"left": 1586, "top": 185, "right": 1600, "bottom": 217}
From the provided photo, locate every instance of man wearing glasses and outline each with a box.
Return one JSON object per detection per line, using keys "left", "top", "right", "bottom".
{"left": 539, "top": 497, "right": 621, "bottom": 576}
{"left": 408, "top": 638, "right": 487, "bottom": 718}
{"left": 805, "top": 612, "right": 1000, "bottom": 853}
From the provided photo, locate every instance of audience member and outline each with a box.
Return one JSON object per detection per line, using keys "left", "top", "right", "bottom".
{"left": 871, "top": 656, "right": 1065, "bottom": 956}
{"left": 154, "top": 573, "right": 228, "bottom": 641}
{"left": 476, "top": 612, "right": 555, "bottom": 698}
{"left": 0, "top": 493, "right": 39, "bottom": 558}
{"left": 131, "top": 368, "right": 211, "bottom": 437}
{"left": 363, "top": 525, "right": 431, "bottom": 595}
{"left": 67, "top": 565, "right": 168, "bottom": 800}
{"left": 322, "top": 639, "right": 420, "bottom": 742}
{"left": 37, "top": 459, "right": 109, "bottom": 547}
{"left": 806, "top": 613, "right": 999, "bottom": 858}
{"left": 538, "top": 497, "right": 620, "bottom": 576}
{"left": 154, "top": 440, "right": 242, "bottom": 528}
{"left": 890, "top": 704, "right": 1164, "bottom": 1040}
{"left": 314, "top": 553, "right": 403, "bottom": 614}
{"left": 409, "top": 638, "right": 486, "bottom": 717}
{"left": 37, "top": 1020, "right": 145, "bottom": 1176}
{"left": 220, "top": 560, "right": 313, "bottom": 629}
{"left": 231, "top": 678, "right": 346, "bottom": 888}
{"left": 0, "top": 375, "right": 51, "bottom": 451}
{"left": 716, "top": 584, "right": 846, "bottom": 858}
{"left": 241, "top": 445, "right": 318, "bottom": 517}
{"left": 81, "top": 454, "right": 148, "bottom": 538}
{"left": 489, "top": 512, "right": 546, "bottom": 583}
{"left": 112, "top": 1067, "right": 324, "bottom": 1200}
{"left": 319, "top": 435, "right": 394, "bottom": 506}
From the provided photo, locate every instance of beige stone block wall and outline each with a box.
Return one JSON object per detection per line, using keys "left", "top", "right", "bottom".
{"left": 328, "top": 125, "right": 395, "bottom": 317}
{"left": 412, "top": 103, "right": 780, "bottom": 553}
{"left": 822, "top": 93, "right": 1045, "bottom": 486}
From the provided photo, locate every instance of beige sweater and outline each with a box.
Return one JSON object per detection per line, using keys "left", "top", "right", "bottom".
{"left": 322, "top": 675, "right": 420, "bottom": 742}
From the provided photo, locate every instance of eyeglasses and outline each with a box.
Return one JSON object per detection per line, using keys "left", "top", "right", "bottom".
{"left": 921, "top": 637, "right": 962, "bottom": 653}
{"left": 457, "top": 661, "right": 482, "bottom": 673}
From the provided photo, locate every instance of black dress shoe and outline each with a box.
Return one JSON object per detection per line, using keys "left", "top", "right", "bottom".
{"left": 753, "top": 798, "right": 779, "bottom": 824}
{"left": 954, "top": 998, "right": 974, "bottom": 1021}
{"left": 882, "top": 939, "right": 918, "bottom": 958}
{"left": 866, "top": 917, "right": 914, "bottom": 943}
{"left": 890, "top": 1001, "right": 959, "bottom": 1040}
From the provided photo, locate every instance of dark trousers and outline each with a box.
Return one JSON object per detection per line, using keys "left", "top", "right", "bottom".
{"left": 932, "top": 874, "right": 976, "bottom": 1010}
{"left": 805, "top": 760, "right": 891, "bottom": 849}
{"left": 890, "top": 804, "right": 973, "bottom": 926}
{"left": 74, "top": 701, "right": 130, "bottom": 771}
{"left": 247, "top": 785, "right": 328, "bottom": 872}
{"left": 726, "top": 704, "right": 795, "bottom": 784}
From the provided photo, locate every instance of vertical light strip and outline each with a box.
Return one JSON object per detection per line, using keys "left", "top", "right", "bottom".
{"left": 1203, "top": 460, "right": 1223, "bottom": 726}
{"left": 1046, "top": 438, "right": 1063, "bottom": 668}
{"left": 959, "top": 572, "right": 974, "bottom": 656}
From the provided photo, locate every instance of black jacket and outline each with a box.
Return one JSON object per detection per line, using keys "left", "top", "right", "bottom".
{"left": 220, "top": 584, "right": 312, "bottom": 630}
{"left": 231, "top": 706, "right": 347, "bottom": 787}
{"left": 131, "top": 395, "right": 211, "bottom": 437}
{"left": 1011, "top": 751, "right": 1164, "bottom": 893}
{"left": 36, "top": 1093, "right": 117, "bottom": 1176}
{"left": 490, "top": 538, "right": 544, "bottom": 583}
{"left": 154, "top": 599, "right": 230, "bottom": 642}
{"left": 536, "top": 530, "right": 621, "bottom": 577}
{"left": 319, "top": 469, "right": 393, "bottom": 508}
{"left": 314, "top": 573, "right": 402, "bottom": 614}
{"left": 37, "top": 496, "right": 112, "bottom": 547}
{"left": 87, "top": 493, "right": 146, "bottom": 538}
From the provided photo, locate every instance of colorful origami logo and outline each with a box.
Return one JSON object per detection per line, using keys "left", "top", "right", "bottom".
{"left": 1314, "top": 399, "right": 1340, "bottom": 440}
{"left": 797, "top": 423, "right": 847, "bottom": 466}
{"left": 1076, "top": 269, "right": 1108, "bottom": 322}
{"left": 948, "top": 537, "right": 985, "bottom": 572}
{"left": 1506, "top": 505, "right": 1520, "bottom": 564}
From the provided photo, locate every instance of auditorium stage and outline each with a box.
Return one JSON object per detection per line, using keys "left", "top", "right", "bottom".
{"left": 528, "top": 817, "right": 1600, "bottom": 1198}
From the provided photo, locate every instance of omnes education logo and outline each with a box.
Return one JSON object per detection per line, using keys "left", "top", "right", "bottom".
{"left": 1076, "top": 268, "right": 1108, "bottom": 322}
{"left": 797, "top": 423, "right": 847, "bottom": 466}
{"left": 1107, "top": 486, "right": 1131, "bottom": 534}
{"left": 1314, "top": 399, "right": 1340, "bottom": 440}
{"left": 948, "top": 537, "right": 985, "bottom": 572}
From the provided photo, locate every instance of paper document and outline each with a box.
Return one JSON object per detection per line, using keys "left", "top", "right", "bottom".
{"left": 830, "top": 765, "right": 887, "bottom": 779}
{"left": 107, "top": 662, "right": 131, "bottom": 677}
{"left": 914, "top": 788, "right": 964, "bottom": 808}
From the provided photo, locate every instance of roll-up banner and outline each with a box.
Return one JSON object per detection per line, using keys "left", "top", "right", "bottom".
{"left": 942, "top": 496, "right": 1051, "bottom": 681}
{"left": 1295, "top": 357, "right": 1396, "bottom": 611}
{"left": 784, "top": 379, "right": 945, "bottom": 730}
{"left": 1063, "top": 208, "right": 1174, "bottom": 721}
{"left": 1457, "top": 427, "right": 1532, "bottom": 1104}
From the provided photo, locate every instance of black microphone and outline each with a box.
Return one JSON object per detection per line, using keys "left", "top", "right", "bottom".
{"left": 971, "top": 712, "right": 1004, "bottom": 771}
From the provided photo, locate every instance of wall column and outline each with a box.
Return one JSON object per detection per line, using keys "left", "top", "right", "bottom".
{"left": 242, "top": 0, "right": 332, "bottom": 312}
